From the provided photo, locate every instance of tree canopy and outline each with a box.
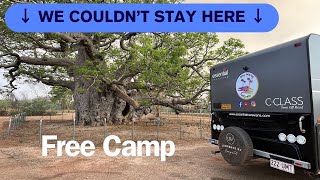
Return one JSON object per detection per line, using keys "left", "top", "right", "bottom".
{"left": 0, "top": 0, "right": 247, "bottom": 125}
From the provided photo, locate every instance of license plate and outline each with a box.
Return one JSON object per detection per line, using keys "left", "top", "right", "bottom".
{"left": 270, "top": 159, "right": 295, "bottom": 174}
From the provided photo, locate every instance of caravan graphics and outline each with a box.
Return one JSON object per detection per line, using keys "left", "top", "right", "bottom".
{"left": 236, "top": 72, "right": 259, "bottom": 100}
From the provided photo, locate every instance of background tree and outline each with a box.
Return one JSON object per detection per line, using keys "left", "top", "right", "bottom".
{"left": 0, "top": 0, "right": 247, "bottom": 125}
{"left": 0, "top": 99, "right": 10, "bottom": 116}
{"left": 49, "top": 86, "right": 74, "bottom": 113}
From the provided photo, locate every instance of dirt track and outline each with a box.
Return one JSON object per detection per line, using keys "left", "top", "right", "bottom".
{"left": 0, "top": 114, "right": 315, "bottom": 180}
{"left": 0, "top": 142, "right": 312, "bottom": 180}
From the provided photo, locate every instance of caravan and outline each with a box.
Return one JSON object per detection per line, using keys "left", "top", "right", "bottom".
{"left": 209, "top": 34, "right": 320, "bottom": 175}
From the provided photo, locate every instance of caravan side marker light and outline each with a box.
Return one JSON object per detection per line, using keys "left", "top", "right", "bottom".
{"left": 296, "top": 135, "right": 306, "bottom": 145}
{"left": 287, "top": 134, "right": 296, "bottom": 143}
{"left": 278, "top": 133, "right": 286, "bottom": 142}
{"left": 213, "top": 124, "right": 217, "bottom": 130}
{"left": 217, "top": 125, "right": 221, "bottom": 131}
{"left": 220, "top": 125, "right": 225, "bottom": 131}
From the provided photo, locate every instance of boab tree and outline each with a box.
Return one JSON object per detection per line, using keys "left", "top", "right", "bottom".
{"left": 0, "top": 1, "right": 247, "bottom": 125}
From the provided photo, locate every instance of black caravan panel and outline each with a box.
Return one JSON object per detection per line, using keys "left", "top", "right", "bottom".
{"left": 211, "top": 36, "right": 312, "bottom": 114}
{"left": 210, "top": 34, "right": 320, "bottom": 174}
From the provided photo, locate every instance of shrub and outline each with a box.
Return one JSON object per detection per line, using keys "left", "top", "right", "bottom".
{"left": 19, "top": 98, "right": 58, "bottom": 116}
{"left": 0, "top": 100, "right": 10, "bottom": 116}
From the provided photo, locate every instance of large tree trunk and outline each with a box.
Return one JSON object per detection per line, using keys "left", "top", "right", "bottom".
{"left": 73, "top": 85, "right": 128, "bottom": 125}
{"left": 73, "top": 46, "right": 143, "bottom": 126}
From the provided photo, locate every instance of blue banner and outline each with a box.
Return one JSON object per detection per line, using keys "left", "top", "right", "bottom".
{"left": 5, "top": 4, "right": 279, "bottom": 32}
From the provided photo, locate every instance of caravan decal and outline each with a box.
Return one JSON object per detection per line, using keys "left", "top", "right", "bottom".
{"left": 236, "top": 72, "right": 259, "bottom": 100}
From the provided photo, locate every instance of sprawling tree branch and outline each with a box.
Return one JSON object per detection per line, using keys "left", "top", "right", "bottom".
{"left": 151, "top": 83, "right": 210, "bottom": 112}
{"left": 152, "top": 99, "right": 185, "bottom": 112}
{"left": 22, "top": 71, "right": 75, "bottom": 90}
{"left": 1, "top": 54, "right": 74, "bottom": 67}
{"left": 120, "top": 33, "right": 138, "bottom": 51}
{"left": 110, "top": 84, "right": 139, "bottom": 109}
{"left": 54, "top": 33, "right": 97, "bottom": 59}
{"left": 1, "top": 53, "right": 74, "bottom": 89}
{"left": 99, "top": 37, "right": 119, "bottom": 48}
{"left": 0, "top": 53, "right": 21, "bottom": 89}
{"left": 19, "top": 56, "right": 74, "bottom": 66}
{"left": 26, "top": 34, "right": 67, "bottom": 52}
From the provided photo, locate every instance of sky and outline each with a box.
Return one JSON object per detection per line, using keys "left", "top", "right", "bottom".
{"left": 1, "top": 0, "right": 319, "bottom": 99}
{"left": 0, "top": 68, "right": 51, "bottom": 99}
{"left": 186, "top": 0, "right": 320, "bottom": 52}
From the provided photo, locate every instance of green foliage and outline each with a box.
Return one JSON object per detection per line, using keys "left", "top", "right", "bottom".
{"left": 19, "top": 98, "right": 58, "bottom": 116}
{"left": 49, "top": 86, "right": 74, "bottom": 111}
{"left": 139, "top": 99, "right": 152, "bottom": 106}
{"left": 0, "top": 97, "right": 65, "bottom": 116}
{"left": 0, "top": 100, "right": 10, "bottom": 116}
{"left": 123, "top": 33, "right": 246, "bottom": 102}
{"left": 49, "top": 86, "right": 73, "bottom": 102}
{"left": 0, "top": 0, "right": 247, "bottom": 109}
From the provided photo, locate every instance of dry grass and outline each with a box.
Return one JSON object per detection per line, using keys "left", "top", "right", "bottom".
{"left": 0, "top": 113, "right": 211, "bottom": 148}
{"left": 0, "top": 113, "right": 310, "bottom": 180}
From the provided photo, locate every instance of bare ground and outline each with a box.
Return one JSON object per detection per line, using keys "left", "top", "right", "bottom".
{"left": 0, "top": 113, "right": 314, "bottom": 180}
